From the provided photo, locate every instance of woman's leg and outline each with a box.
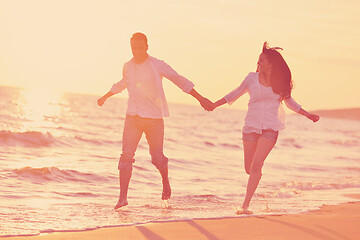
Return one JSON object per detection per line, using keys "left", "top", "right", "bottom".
{"left": 243, "top": 140, "right": 257, "bottom": 175}
{"left": 242, "top": 137, "right": 276, "bottom": 210}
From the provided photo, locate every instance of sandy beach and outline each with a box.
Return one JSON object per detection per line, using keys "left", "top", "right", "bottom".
{"left": 5, "top": 194, "right": 360, "bottom": 240}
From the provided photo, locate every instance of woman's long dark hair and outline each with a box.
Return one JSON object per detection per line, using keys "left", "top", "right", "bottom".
{"left": 259, "top": 42, "right": 293, "bottom": 100}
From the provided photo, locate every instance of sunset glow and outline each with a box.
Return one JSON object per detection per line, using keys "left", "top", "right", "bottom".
{"left": 1, "top": 0, "right": 359, "bottom": 110}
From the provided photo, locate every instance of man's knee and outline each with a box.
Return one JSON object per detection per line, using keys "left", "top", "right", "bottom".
{"left": 118, "top": 154, "right": 135, "bottom": 171}
{"left": 151, "top": 154, "right": 168, "bottom": 170}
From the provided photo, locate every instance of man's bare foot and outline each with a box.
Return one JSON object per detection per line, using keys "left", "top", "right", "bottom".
{"left": 161, "top": 199, "right": 169, "bottom": 209}
{"left": 114, "top": 199, "right": 128, "bottom": 211}
{"left": 162, "top": 181, "right": 171, "bottom": 200}
{"left": 236, "top": 207, "right": 253, "bottom": 215}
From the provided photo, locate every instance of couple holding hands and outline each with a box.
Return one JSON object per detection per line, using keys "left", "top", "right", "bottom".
{"left": 97, "top": 32, "right": 319, "bottom": 214}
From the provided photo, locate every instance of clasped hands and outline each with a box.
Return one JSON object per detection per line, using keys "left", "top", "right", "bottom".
{"left": 199, "top": 97, "right": 216, "bottom": 112}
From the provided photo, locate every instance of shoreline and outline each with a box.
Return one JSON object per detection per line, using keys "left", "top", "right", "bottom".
{"left": 312, "top": 107, "right": 360, "bottom": 121}
{"left": 4, "top": 194, "right": 360, "bottom": 240}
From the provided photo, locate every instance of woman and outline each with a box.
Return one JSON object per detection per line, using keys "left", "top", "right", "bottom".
{"left": 211, "top": 42, "right": 320, "bottom": 214}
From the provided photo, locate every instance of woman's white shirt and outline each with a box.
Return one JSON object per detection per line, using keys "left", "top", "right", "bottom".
{"left": 224, "top": 72, "right": 301, "bottom": 133}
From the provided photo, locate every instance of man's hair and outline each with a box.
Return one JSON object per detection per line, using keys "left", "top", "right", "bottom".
{"left": 131, "top": 32, "right": 148, "bottom": 45}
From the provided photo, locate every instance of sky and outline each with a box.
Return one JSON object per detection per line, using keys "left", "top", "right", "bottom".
{"left": 0, "top": 0, "right": 359, "bottom": 110}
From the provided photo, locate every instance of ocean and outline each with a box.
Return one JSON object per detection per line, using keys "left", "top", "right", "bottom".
{"left": 1, "top": 85, "right": 359, "bottom": 237}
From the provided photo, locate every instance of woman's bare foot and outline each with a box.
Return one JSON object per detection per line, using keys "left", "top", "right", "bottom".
{"left": 114, "top": 199, "right": 128, "bottom": 211}
{"left": 162, "top": 181, "right": 171, "bottom": 200}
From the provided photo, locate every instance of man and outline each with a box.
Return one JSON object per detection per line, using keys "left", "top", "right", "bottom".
{"left": 97, "top": 32, "right": 212, "bottom": 210}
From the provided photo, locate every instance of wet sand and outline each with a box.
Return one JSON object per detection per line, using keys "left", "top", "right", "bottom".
{"left": 6, "top": 194, "right": 360, "bottom": 240}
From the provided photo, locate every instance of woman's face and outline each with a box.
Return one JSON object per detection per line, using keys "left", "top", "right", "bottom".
{"left": 257, "top": 53, "right": 271, "bottom": 72}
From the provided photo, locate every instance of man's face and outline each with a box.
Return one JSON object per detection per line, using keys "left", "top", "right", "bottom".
{"left": 130, "top": 39, "right": 148, "bottom": 59}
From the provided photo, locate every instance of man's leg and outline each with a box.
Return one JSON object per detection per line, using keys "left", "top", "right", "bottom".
{"left": 115, "top": 115, "right": 143, "bottom": 210}
{"left": 144, "top": 118, "right": 171, "bottom": 200}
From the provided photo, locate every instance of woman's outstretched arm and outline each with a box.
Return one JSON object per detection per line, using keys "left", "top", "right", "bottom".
{"left": 283, "top": 97, "right": 319, "bottom": 122}
{"left": 212, "top": 98, "right": 227, "bottom": 110}
{"left": 297, "top": 108, "right": 320, "bottom": 122}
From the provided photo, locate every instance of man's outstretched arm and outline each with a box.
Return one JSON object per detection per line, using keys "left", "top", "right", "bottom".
{"left": 158, "top": 60, "right": 213, "bottom": 111}
{"left": 98, "top": 75, "right": 127, "bottom": 106}
{"left": 97, "top": 91, "right": 116, "bottom": 106}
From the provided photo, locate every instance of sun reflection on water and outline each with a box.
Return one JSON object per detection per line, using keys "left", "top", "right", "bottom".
{"left": 19, "top": 88, "right": 65, "bottom": 130}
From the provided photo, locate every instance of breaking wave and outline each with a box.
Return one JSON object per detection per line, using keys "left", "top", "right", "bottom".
{"left": 13, "top": 167, "right": 114, "bottom": 183}
{"left": 0, "top": 130, "right": 56, "bottom": 147}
